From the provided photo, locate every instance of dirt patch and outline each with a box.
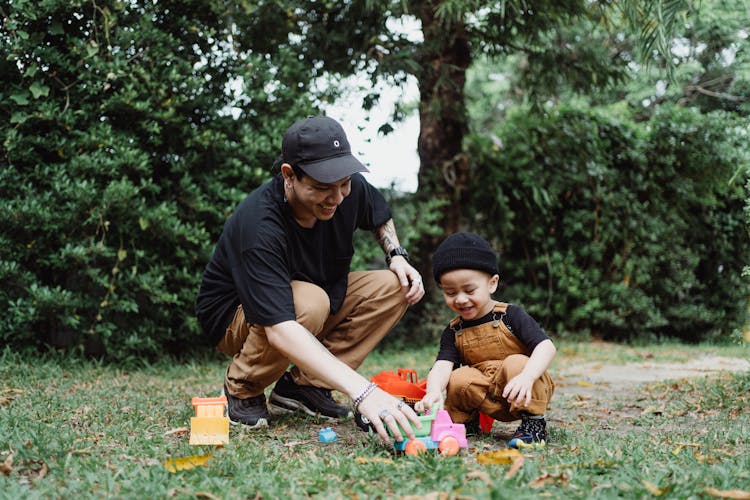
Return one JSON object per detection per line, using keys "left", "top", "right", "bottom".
{"left": 554, "top": 355, "right": 750, "bottom": 398}
{"left": 544, "top": 355, "right": 750, "bottom": 437}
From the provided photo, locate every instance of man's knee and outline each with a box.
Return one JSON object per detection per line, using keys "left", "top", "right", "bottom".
{"left": 359, "top": 270, "right": 405, "bottom": 297}
{"left": 291, "top": 280, "right": 330, "bottom": 334}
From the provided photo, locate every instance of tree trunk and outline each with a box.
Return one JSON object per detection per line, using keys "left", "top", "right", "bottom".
{"left": 413, "top": 1, "right": 472, "bottom": 288}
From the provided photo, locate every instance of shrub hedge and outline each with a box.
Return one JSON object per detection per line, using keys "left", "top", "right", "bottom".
{"left": 466, "top": 103, "right": 749, "bottom": 341}
{"left": 1, "top": 0, "right": 314, "bottom": 361}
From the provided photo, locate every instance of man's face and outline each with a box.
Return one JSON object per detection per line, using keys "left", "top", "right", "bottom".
{"left": 284, "top": 167, "right": 352, "bottom": 227}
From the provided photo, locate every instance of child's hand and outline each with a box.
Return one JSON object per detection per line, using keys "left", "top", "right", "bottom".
{"left": 414, "top": 391, "right": 443, "bottom": 413}
{"left": 502, "top": 373, "right": 536, "bottom": 408}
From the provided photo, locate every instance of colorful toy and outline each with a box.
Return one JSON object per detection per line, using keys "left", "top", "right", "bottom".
{"left": 318, "top": 427, "right": 338, "bottom": 443}
{"left": 371, "top": 368, "right": 427, "bottom": 405}
{"left": 189, "top": 396, "right": 229, "bottom": 445}
{"left": 393, "top": 404, "right": 468, "bottom": 456}
{"left": 370, "top": 368, "right": 495, "bottom": 433}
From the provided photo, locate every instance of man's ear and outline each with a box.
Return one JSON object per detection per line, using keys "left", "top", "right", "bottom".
{"left": 280, "top": 163, "right": 294, "bottom": 180}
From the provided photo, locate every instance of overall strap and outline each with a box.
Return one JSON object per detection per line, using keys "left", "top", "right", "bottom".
{"left": 493, "top": 302, "right": 509, "bottom": 314}
{"left": 448, "top": 315, "right": 462, "bottom": 332}
{"left": 449, "top": 301, "right": 510, "bottom": 333}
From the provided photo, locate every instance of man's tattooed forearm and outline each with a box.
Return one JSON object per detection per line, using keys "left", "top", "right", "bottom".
{"left": 373, "top": 219, "right": 399, "bottom": 252}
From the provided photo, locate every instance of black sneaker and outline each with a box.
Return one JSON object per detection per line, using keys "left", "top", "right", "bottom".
{"left": 268, "top": 372, "right": 352, "bottom": 419}
{"left": 507, "top": 413, "right": 547, "bottom": 449}
{"left": 224, "top": 385, "right": 270, "bottom": 429}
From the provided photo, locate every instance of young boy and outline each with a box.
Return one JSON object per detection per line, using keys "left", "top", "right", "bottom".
{"left": 415, "top": 232, "right": 556, "bottom": 448}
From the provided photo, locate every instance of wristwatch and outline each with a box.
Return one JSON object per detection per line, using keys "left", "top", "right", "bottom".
{"left": 385, "top": 246, "right": 409, "bottom": 266}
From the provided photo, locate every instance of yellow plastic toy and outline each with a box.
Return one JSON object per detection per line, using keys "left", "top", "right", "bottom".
{"left": 189, "top": 395, "right": 229, "bottom": 445}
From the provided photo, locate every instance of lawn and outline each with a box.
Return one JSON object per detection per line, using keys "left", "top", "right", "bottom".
{"left": 1, "top": 341, "right": 748, "bottom": 499}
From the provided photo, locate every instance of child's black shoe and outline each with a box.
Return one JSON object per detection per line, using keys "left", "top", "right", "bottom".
{"left": 507, "top": 413, "right": 546, "bottom": 449}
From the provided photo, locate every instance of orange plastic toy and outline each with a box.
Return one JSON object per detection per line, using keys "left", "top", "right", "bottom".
{"left": 371, "top": 369, "right": 427, "bottom": 404}
{"left": 189, "top": 395, "right": 230, "bottom": 445}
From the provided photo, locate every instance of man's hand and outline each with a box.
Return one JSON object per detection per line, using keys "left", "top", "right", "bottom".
{"left": 388, "top": 256, "right": 424, "bottom": 305}
{"left": 357, "top": 387, "right": 422, "bottom": 442}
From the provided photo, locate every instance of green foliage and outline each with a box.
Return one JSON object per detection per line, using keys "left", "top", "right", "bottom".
{"left": 0, "top": 0, "right": 316, "bottom": 360}
{"left": 466, "top": 103, "right": 750, "bottom": 341}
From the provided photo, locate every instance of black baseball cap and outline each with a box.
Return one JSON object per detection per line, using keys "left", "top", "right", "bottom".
{"left": 281, "top": 116, "right": 369, "bottom": 183}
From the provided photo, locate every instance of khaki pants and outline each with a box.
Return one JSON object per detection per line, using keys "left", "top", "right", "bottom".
{"left": 445, "top": 354, "right": 555, "bottom": 422}
{"left": 216, "top": 270, "right": 408, "bottom": 399}
{"left": 443, "top": 302, "right": 555, "bottom": 423}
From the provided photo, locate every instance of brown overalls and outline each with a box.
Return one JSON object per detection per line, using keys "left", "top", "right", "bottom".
{"left": 444, "top": 302, "right": 555, "bottom": 423}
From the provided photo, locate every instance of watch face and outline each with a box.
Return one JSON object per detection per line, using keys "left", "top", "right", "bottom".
{"left": 386, "top": 247, "right": 408, "bottom": 265}
{"left": 391, "top": 247, "right": 408, "bottom": 259}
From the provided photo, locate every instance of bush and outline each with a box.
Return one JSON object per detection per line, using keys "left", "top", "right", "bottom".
{"left": 0, "top": 1, "right": 315, "bottom": 360}
{"left": 466, "top": 103, "right": 750, "bottom": 341}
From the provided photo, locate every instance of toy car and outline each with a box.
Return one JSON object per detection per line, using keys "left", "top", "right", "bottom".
{"left": 393, "top": 405, "right": 468, "bottom": 456}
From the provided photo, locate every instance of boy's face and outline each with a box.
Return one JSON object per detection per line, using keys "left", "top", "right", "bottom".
{"left": 439, "top": 268, "right": 499, "bottom": 321}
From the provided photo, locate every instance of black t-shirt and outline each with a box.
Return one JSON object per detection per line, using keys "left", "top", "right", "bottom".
{"left": 195, "top": 173, "right": 392, "bottom": 345}
{"left": 436, "top": 304, "right": 550, "bottom": 365}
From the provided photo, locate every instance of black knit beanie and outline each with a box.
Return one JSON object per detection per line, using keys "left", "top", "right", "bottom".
{"left": 432, "top": 232, "right": 499, "bottom": 283}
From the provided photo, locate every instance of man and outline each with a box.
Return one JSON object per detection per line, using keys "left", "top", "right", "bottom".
{"left": 196, "top": 116, "right": 424, "bottom": 442}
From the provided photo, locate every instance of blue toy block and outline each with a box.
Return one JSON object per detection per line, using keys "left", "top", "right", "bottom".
{"left": 318, "top": 427, "right": 338, "bottom": 443}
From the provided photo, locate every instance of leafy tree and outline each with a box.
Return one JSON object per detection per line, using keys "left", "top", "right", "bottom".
{"left": 0, "top": 0, "right": 316, "bottom": 359}
{"left": 227, "top": 1, "right": 694, "bottom": 283}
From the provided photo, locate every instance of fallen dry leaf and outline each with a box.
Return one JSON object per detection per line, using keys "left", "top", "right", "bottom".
{"left": 0, "top": 453, "right": 13, "bottom": 475}
{"left": 0, "top": 388, "right": 24, "bottom": 395}
{"left": 575, "top": 380, "right": 594, "bottom": 387}
{"left": 704, "top": 488, "right": 750, "bottom": 499}
{"left": 641, "top": 406, "right": 664, "bottom": 416}
{"left": 529, "top": 472, "right": 568, "bottom": 489}
{"left": 505, "top": 453, "right": 525, "bottom": 478}
{"left": 642, "top": 480, "right": 670, "bottom": 496}
{"left": 465, "top": 469, "right": 492, "bottom": 486}
{"left": 164, "top": 453, "right": 213, "bottom": 472}
{"left": 476, "top": 448, "right": 522, "bottom": 465}
{"left": 283, "top": 440, "right": 309, "bottom": 447}
{"left": 695, "top": 452, "right": 723, "bottom": 464}
{"left": 35, "top": 463, "right": 48, "bottom": 480}
{"left": 195, "top": 492, "right": 222, "bottom": 500}
{"left": 164, "top": 427, "right": 189, "bottom": 436}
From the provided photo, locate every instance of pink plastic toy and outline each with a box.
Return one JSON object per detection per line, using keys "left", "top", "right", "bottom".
{"left": 393, "top": 405, "right": 468, "bottom": 456}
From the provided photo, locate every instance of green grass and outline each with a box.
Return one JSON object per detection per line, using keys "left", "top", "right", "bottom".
{"left": 1, "top": 341, "right": 748, "bottom": 499}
